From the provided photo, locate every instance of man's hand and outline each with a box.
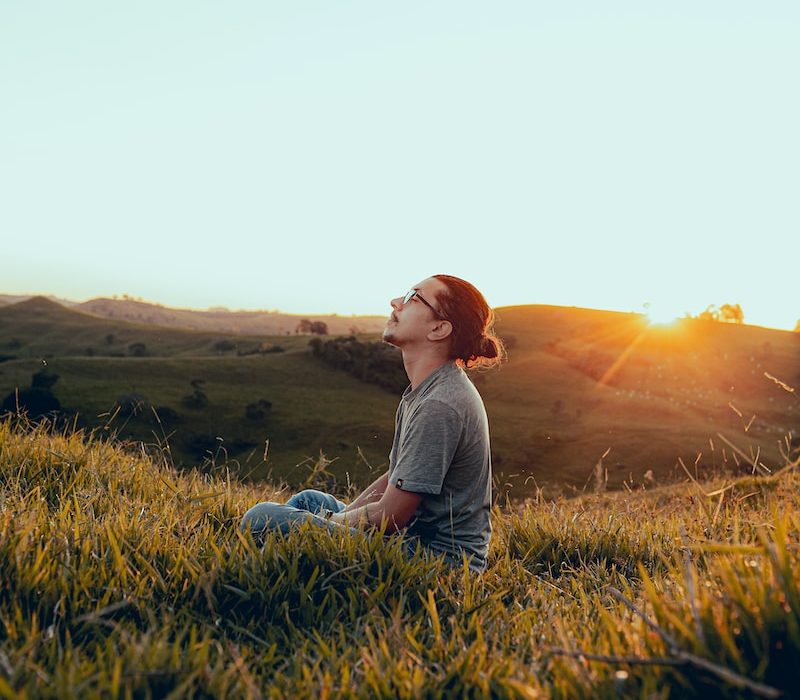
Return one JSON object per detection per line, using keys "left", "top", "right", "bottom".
{"left": 331, "top": 483, "right": 422, "bottom": 533}
{"left": 340, "top": 471, "right": 389, "bottom": 512}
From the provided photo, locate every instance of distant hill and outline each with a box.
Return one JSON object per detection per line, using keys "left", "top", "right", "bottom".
{"left": 0, "top": 296, "right": 796, "bottom": 495}
{"left": 77, "top": 297, "right": 387, "bottom": 335}
{"left": 0, "top": 293, "right": 387, "bottom": 335}
{"left": 0, "top": 293, "right": 77, "bottom": 307}
{"left": 482, "top": 305, "right": 799, "bottom": 494}
{"left": 0, "top": 297, "right": 396, "bottom": 480}
{"left": 0, "top": 296, "right": 311, "bottom": 359}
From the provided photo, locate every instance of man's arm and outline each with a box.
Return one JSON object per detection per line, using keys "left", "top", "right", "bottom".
{"left": 331, "top": 483, "right": 422, "bottom": 534}
{"left": 341, "top": 470, "right": 389, "bottom": 512}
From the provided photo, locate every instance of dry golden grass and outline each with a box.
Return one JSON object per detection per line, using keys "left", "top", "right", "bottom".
{"left": 1, "top": 413, "right": 799, "bottom": 698}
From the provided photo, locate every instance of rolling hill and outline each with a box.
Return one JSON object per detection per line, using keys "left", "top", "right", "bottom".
{"left": 0, "top": 297, "right": 398, "bottom": 485}
{"left": 484, "top": 305, "right": 798, "bottom": 494}
{"left": 77, "top": 297, "right": 387, "bottom": 335}
{"left": 0, "top": 293, "right": 388, "bottom": 335}
{"left": 0, "top": 296, "right": 316, "bottom": 358}
{"left": 0, "top": 296, "right": 797, "bottom": 497}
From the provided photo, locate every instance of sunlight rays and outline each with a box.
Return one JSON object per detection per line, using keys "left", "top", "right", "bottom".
{"left": 593, "top": 329, "right": 650, "bottom": 389}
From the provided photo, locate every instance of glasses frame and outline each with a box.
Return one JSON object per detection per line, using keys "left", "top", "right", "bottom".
{"left": 403, "top": 289, "right": 447, "bottom": 322}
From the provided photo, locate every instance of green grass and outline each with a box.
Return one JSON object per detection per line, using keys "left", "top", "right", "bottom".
{"left": 484, "top": 305, "right": 799, "bottom": 493}
{"left": 0, "top": 297, "right": 311, "bottom": 359}
{"left": 1, "top": 296, "right": 797, "bottom": 497}
{"left": 0, "top": 353, "right": 398, "bottom": 485}
{"left": 2, "top": 417, "right": 799, "bottom": 698}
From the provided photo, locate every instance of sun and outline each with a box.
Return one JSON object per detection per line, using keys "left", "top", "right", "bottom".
{"left": 643, "top": 302, "right": 682, "bottom": 327}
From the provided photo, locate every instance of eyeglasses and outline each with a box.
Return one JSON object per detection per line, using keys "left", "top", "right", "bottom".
{"left": 403, "top": 289, "right": 447, "bottom": 321}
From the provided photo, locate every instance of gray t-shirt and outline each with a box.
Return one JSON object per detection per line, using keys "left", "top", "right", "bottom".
{"left": 388, "top": 361, "right": 492, "bottom": 568}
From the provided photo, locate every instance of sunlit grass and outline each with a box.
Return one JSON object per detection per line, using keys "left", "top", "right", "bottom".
{"left": 1, "top": 414, "right": 799, "bottom": 698}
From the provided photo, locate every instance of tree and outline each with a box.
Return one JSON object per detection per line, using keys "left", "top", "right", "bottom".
{"left": 2, "top": 369, "right": 62, "bottom": 418}
{"left": 295, "top": 319, "right": 313, "bottom": 334}
{"left": 245, "top": 399, "right": 272, "bottom": 421}
{"left": 115, "top": 392, "right": 150, "bottom": 417}
{"left": 31, "top": 369, "right": 59, "bottom": 390}
{"left": 212, "top": 339, "right": 237, "bottom": 353}
{"left": 719, "top": 303, "right": 744, "bottom": 324}
{"left": 697, "top": 305, "right": 720, "bottom": 322}
{"left": 128, "top": 342, "right": 147, "bottom": 357}
{"left": 149, "top": 405, "right": 180, "bottom": 426}
{"left": 1, "top": 388, "right": 61, "bottom": 418}
{"left": 697, "top": 303, "right": 744, "bottom": 324}
{"left": 310, "top": 321, "right": 328, "bottom": 335}
{"left": 182, "top": 379, "right": 208, "bottom": 409}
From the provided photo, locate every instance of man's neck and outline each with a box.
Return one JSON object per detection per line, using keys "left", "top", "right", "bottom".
{"left": 402, "top": 351, "right": 450, "bottom": 391}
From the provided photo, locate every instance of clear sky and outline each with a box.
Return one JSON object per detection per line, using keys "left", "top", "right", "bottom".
{"left": 2, "top": 2, "right": 798, "bottom": 329}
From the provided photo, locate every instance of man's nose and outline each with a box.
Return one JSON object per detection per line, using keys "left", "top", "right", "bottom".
{"left": 390, "top": 297, "right": 403, "bottom": 311}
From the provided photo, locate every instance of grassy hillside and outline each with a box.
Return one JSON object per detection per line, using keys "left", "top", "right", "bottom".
{"left": 1, "top": 418, "right": 799, "bottom": 698}
{"left": 0, "top": 352, "right": 398, "bottom": 485}
{"left": 482, "top": 306, "right": 799, "bottom": 494}
{"left": 1, "top": 297, "right": 796, "bottom": 496}
{"left": 0, "top": 294, "right": 387, "bottom": 336}
{"left": 75, "top": 297, "right": 386, "bottom": 336}
{"left": 0, "top": 297, "right": 311, "bottom": 358}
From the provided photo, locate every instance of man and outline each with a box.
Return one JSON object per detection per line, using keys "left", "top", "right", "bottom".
{"left": 240, "top": 274, "right": 502, "bottom": 571}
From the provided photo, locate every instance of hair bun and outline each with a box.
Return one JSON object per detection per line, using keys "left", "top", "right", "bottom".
{"left": 479, "top": 335, "right": 499, "bottom": 359}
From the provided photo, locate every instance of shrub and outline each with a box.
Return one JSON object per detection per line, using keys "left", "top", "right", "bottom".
{"left": 128, "top": 342, "right": 147, "bottom": 357}
{"left": 212, "top": 339, "right": 237, "bottom": 353}
{"left": 149, "top": 405, "right": 180, "bottom": 426}
{"left": 182, "top": 380, "right": 208, "bottom": 410}
{"left": 31, "top": 369, "right": 60, "bottom": 390}
{"left": 181, "top": 391, "right": 208, "bottom": 410}
{"left": 183, "top": 432, "right": 220, "bottom": 458}
{"left": 1, "top": 387, "right": 61, "bottom": 418}
{"left": 245, "top": 399, "right": 272, "bottom": 421}
{"left": 115, "top": 393, "right": 150, "bottom": 417}
{"left": 259, "top": 343, "right": 284, "bottom": 354}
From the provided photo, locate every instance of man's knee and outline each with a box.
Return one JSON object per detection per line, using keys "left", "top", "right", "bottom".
{"left": 240, "top": 501, "right": 293, "bottom": 536}
{"left": 285, "top": 489, "right": 327, "bottom": 512}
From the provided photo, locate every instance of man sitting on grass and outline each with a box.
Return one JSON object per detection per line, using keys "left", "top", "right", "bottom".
{"left": 240, "top": 274, "right": 503, "bottom": 572}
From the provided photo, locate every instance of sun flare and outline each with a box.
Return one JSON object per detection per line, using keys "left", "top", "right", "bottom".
{"left": 643, "top": 303, "right": 682, "bottom": 327}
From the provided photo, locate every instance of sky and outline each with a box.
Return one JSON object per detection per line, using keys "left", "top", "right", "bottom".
{"left": 2, "top": 2, "right": 798, "bottom": 329}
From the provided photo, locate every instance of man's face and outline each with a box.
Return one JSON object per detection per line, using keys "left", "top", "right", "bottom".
{"left": 383, "top": 277, "right": 448, "bottom": 348}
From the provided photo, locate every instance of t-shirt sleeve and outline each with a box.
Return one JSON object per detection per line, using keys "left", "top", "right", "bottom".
{"left": 388, "top": 399, "right": 463, "bottom": 495}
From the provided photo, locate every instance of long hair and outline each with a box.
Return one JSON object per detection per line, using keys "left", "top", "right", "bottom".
{"left": 433, "top": 274, "right": 505, "bottom": 370}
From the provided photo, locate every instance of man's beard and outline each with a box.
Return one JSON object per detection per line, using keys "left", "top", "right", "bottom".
{"left": 382, "top": 327, "right": 398, "bottom": 346}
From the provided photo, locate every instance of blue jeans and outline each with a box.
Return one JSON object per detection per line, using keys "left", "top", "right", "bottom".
{"left": 239, "top": 489, "right": 484, "bottom": 571}
{"left": 239, "top": 489, "right": 354, "bottom": 537}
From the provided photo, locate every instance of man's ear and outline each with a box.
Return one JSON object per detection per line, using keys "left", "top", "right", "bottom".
{"left": 427, "top": 320, "right": 453, "bottom": 342}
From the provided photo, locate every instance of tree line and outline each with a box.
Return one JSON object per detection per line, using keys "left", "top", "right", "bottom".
{"left": 308, "top": 336, "right": 407, "bottom": 393}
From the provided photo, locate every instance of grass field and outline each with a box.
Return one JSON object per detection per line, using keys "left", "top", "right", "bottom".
{"left": 0, "top": 352, "right": 398, "bottom": 488}
{"left": 483, "top": 306, "right": 798, "bottom": 495}
{"left": 0, "top": 297, "right": 312, "bottom": 359}
{"left": 1, "top": 416, "right": 799, "bottom": 698}
{"left": 1, "top": 296, "right": 797, "bottom": 497}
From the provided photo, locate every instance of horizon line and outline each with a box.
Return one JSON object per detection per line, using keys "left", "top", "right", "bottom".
{"left": 2, "top": 290, "right": 796, "bottom": 333}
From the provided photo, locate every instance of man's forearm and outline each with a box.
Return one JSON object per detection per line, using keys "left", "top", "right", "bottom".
{"left": 331, "top": 501, "right": 402, "bottom": 533}
{"left": 332, "top": 503, "right": 373, "bottom": 528}
{"left": 341, "top": 471, "right": 389, "bottom": 512}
